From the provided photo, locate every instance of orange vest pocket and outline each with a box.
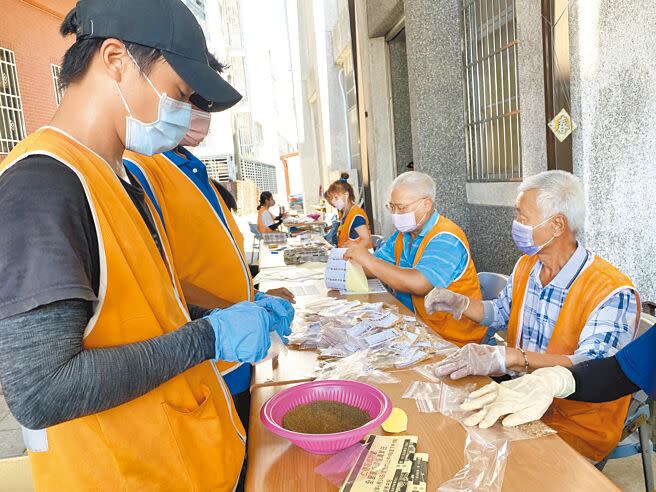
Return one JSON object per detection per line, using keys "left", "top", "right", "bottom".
{"left": 162, "top": 385, "right": 244, "bottom": 491}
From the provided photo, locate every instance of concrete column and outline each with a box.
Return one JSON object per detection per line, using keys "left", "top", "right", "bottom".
{"left": 515, "top": 0, "right": 548, "bottom": 177}
{"left": 404, "top": 0, "right": 469, "bottom": 227}
{"left": 570, "top": 0, "right": 656, "bottom": 300}
{"left": 354, "top": 0, "right": 396, "bottom": 237}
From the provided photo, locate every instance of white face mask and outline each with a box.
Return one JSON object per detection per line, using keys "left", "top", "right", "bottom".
{"left": 391, "top": 199, "right": 428, "bottom": 233}
{"left": 332, "top": 197, "right": 346, "bottom": 211}
{"left": 115, "top": 50, "right": 192, "bottom": 156}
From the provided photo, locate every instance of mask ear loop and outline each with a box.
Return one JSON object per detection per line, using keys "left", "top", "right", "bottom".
{"left": 125, "top": 46, "right": 162, "bottom": 98}
{"left": 114, "top": 80, "right": 133, "bottom": 117}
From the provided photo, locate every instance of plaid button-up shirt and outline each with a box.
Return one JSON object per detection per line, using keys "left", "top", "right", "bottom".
{"left": 482, "top": 244, "right": 637, "bottom": 363}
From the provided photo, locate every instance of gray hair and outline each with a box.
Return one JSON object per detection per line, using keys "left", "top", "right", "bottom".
{"left": 518, "top": 170, "right": 585, "bottom": 235}
{"left": 391, "top": 171, "right": 436, "bottom": 202}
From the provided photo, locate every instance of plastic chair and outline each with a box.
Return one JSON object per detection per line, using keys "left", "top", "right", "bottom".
{"left": 597, "top": 314, "right": 655, "bottom": 492}
{"left": 371, "top": 235, "right": 383, "bottom": 250}
{"left": 478, "top": 272, "right": 509, "bottom": 345}
{"left": 248, "top": 223, "right": 260, "bottom": 264}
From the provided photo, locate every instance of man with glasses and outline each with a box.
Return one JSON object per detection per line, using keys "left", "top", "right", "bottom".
{"left": 344, "top": 171, "right": 486, "bottom": 346}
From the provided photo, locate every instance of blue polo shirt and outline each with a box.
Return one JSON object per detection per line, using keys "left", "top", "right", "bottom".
{"left": 123, "top": 147, "right": 252, "bottom": 396}
{"left": 373, "top": 211, "right": 469, "bottom": 311}
{"left": 616, "top": 324, "right": 656, "bottom": 398}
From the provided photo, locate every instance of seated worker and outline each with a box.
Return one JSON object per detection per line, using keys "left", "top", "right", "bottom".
{"left": 344, "top": 171, "right": 486, "bottom": 346}
{"left": 0, "top": 2, "right": 279, "bottom": 490}
{"left": 424, "top": 170, "right": 639, "bottom": 462}
{"left": 460, "top": 323, "right": 656, "bottom": 429}
{"left": 325, "top": 172, "right": 372, "bottom": 248}
{"left": 124, "top": 55, "right": 294, "bottom": 433}
{"left": 257, "top": 191, "right": 284, "bottom": 234}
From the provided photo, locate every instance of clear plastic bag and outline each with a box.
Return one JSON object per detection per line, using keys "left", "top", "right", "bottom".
{"left": 314, "top": 349, "right": 400, "bottom": 384}
{"left": 438, "top": 430, "right": 509, "bottom": 492}
{"left": 402, "top": 381, "right": 476, "bottom": 418}
{"left": 314, "top": 443, "right": 369, "bottom": 486}
{"left": 255, "top": 332, "right": 288, "bottom": 365}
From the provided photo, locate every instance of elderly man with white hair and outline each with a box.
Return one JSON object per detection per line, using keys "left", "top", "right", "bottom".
{"left": 424, "top": 170, "right": 639, "bottom": 462}
{"left": 344, "top": 171, "right": 486, "bottom": 346}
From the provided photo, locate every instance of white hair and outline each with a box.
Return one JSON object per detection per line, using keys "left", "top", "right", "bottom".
{"left": 518, "top": 170, "right": 586, "bottom": 235}
{"left": 391, "top": 171, "right": 436, "bottom": 202}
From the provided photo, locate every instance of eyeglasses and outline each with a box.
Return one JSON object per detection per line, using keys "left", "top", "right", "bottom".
{"left": 385, "top": 197, "right": 426, "bottom": 214}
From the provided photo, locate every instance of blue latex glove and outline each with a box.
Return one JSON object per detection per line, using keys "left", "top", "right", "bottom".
{"left": 254, "top": 291, "right": 295, "bottom": 342}
{"left": 204, "top": 302, "right": 271, "bottom": 363}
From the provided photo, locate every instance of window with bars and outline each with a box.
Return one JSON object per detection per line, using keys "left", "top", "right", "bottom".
{"left": 51, "top": 64, "right": 64, "bottom": 107}
{"left": 228, "top": 56, "right": 248, "bottom": 103}
{"left": 0, "top": 47, "right": 27, "bottom": 155}
{"left": 461, "top": 0, "right": 522, "bottom": 182}
{"left": 239, "top": 158, "right": 277, "bottom": 194}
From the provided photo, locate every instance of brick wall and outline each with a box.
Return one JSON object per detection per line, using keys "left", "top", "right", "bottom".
{"left": 0, "top": 0, "right": 75, "bottom": 145}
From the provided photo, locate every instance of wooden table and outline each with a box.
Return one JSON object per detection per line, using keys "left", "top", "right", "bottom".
{"left": 247, "top": 253, "right": 620, "bottom": 491}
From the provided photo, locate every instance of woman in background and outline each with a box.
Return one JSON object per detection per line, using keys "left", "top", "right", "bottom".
{"left": 257, "top": 191, "right": 284, "bottom": 233}
{"left": 325, "top": 173, "right": 372, "bottom": 248}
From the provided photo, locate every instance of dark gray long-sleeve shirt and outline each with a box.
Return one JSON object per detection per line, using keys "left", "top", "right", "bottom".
{"left": 0, "top": 299, "right": 215, "bottom": 429}
{"left": 0, "top": 156, "right": 216, "bottom": 429}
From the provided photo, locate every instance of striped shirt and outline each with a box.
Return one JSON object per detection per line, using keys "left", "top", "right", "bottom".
{"left": 482, "top": 243, "right": 637, "bottom": 363}
{"left": 374, "top": 211, "right": 469, "bottom": 312}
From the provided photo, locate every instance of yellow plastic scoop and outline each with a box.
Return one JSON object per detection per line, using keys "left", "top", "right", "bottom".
{"left": 382, "top": 408, "right": 408, "bottom": 433}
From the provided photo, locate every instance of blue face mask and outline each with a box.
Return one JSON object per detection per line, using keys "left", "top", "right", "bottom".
{"left": 115, "top": 50, "right": 191, "bottom": 156}
{"left": 511, "top": 216, "right": 556, "bottom": 256}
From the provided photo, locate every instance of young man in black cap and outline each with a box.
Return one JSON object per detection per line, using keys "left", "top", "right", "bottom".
{"left": 0, "top": 1, "right": 283, "bottom": 490}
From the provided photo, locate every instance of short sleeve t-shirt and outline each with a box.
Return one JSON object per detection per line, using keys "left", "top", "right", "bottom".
{"left": 260, "top": 210, "right": 274, "bottom": 228}
{"left": 0, "top": 155, "right": 164, "bottom": 321}
{"left": 346, "top": 214, "right": 367, "bottom": 240}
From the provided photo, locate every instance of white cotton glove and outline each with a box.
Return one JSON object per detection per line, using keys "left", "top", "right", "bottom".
{"left": 460, "top": 366, "right": 576, "bottom": 428}
{"left": 424, "top": 288, "right": 470, "bottom": 320}
{"left": 432, "top": 343, "right": 506, "bottom": 380}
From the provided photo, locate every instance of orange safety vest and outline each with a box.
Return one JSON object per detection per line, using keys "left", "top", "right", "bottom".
{"left": 507, "top": 254, "right": 640, "bottom": 461}
{"left": 337, "top": 204, "right": 370, "bottom": 247}
{"left": 123, "top": 150, "right": 255, "bottom": 378}
{"left": 257, "top": 207, "right": 274, "bottom": 234}
{"left": 2, "top": 128, "right": 245, "bottom": 491}
{"left": 394, "top": 214, "right": 486, "bottom": 346}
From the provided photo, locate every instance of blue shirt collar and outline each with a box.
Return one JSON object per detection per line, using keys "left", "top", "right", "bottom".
{"left": 164, "top": 146, "right": 200, "bottom": 168}
{"left": 411, "top": 209, "right": 439, "bottom": 239}
{"left": 533, "top": 242, "right": 589, "bottom": 289}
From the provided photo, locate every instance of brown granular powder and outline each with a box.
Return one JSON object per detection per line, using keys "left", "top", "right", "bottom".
{"left": 282, "top": 401, "right": 371, "bottom": 434}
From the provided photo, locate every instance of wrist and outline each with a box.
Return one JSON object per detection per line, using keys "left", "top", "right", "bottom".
{"left": 195, "top": 318, "right": 218, "bottom": 361}
{"left": 506, "top": 347, "right": 524, "bottom": 371}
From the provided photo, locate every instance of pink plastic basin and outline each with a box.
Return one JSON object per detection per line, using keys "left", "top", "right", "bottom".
{"left": 260, "top": 380, "right": 392, "bottom": 454}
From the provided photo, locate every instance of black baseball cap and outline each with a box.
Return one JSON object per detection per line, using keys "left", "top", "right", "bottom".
{"left": 72, "top": 0, "right": 242, "bottom": 112}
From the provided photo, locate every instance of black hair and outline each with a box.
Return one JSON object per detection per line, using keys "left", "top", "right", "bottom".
{"left": 207, "top": 53, "right": 226, "bottom": 74}
{"left": 58, "top": 9, "right": 163, "bottom": 90}
{"left": 258, "top": 191, "right": 273, "bottom": 210}
{"left": 212, "top": 179, "right": 237, "bottom": 212}
{"left": 325, "top": 172, "right": 355, "bottom": 202}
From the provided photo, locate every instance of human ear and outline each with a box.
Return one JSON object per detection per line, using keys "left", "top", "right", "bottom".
{"left": 552, "top": 214, "right": 567, "bottom": 237}
{"left": 100, "top": 38, "right": 129, "bottom": 83}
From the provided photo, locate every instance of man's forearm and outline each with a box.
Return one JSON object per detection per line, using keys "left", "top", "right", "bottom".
{"left": 0, "top": 299, "right": 215, "bottom": 429}
{"left": 463, "top": 299, "right": 485, "bottom": 323}
{"left": 505, "top": 347, "right": 572, "bottom": 373}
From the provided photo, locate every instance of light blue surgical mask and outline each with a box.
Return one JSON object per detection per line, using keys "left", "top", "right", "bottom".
{"left": 115, "top": 50, "right": 192, "bottom": 156}
{"left": 511, "top": 216, "right": 556, "bottom": 255}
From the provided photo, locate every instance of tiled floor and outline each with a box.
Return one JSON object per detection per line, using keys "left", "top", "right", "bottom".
{"left": 0, "top": 392, "right": 25, "bottom": 459}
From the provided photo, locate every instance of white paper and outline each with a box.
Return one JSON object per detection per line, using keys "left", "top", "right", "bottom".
{"left": 367, "top": 311, "right": 399, "bottom": 328}
{"left": 347, "top": 321, "right": 372, "bottom": 337}
{"left": 289, "top": 283, "right": 322, "bottom": 296}
{"left": 365, "top": 328, "right": 400, "bottom": 347}
{"left": 340, "top": 278, "right": 388, "bottom": 295}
